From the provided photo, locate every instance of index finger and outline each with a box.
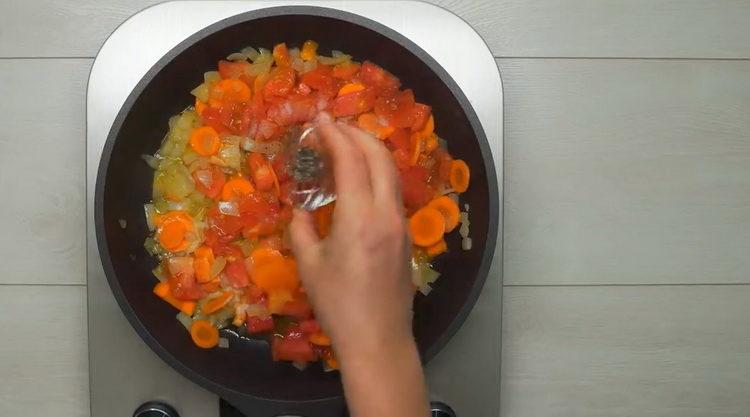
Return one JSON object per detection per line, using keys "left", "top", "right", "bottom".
{"left": 315, "top": 121, "right": 372, "bottom": 205}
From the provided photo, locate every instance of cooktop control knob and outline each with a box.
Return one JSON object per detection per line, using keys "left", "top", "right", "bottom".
{"left": 134, "top": 401, "right": 180, "bottom": 417}
{"left": 430, "top": 401, "right": 457, "bottom": 417}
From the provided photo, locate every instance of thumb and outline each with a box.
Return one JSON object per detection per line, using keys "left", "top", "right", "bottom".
{"left": 289, "top": 208, "right": 321, "bottom": 263}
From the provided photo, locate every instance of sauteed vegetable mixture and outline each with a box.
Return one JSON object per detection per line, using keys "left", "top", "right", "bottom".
{"left": 143, "top": 41, "right": 471, "bottom": 368}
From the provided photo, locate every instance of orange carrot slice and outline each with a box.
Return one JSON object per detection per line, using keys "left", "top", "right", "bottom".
{"left": 357, "top": 112, "right": 395, "bottom": 139}
{"left": 332, "top": 61, "right": 361, "bottom": 79}
{"left": 449, "top": 159, "right": 470, "bottom": 193}
{"left": 252, "top": 258, "right": 299, "bottom": 293}
{"left": 190, "top": 320, "right": 220, "bottom": 349}
{"left": 209, "top": 78, "right": 252, "bottom": 106}
{"left": 273, "top": 43, "right": 292, "bottom": 67}
{"left": 419, "top": 115, "right": 434, "bottom": 137}
{"left": 423, "top": 133, "right": 438, "bottom": 153}
{"left": 189, "top": 126, "right": 221, "bottom": 156}
{"left": 300, "top": 40, "right": 318, "bottom": 61}
{"left": 221, "top": 177, "right": 254, "bottom": 201}
{"left": 156, "top": 211, "right": 193, "bottom": 252}
{"left": 426, "top": 239, "right": 447, "bottom": 257}
{"left": 428, "top": 196, "right": 460, "bottom": 232}
{"left": 248, "top": 247, "right": 284, "bottom": 269}
{"left": 337, "top": 82, "right": 365, "bottom": 96}
{"left": 194, "top": 246, "right": 215, "bottom": 283}
{"left": 409, "top": 207, "right": 446, "bottom": 247}
{"left": 153, "top": 282, "right": 196, "bottom": 316}
{"left": 202, "top": 291, "right": 233, "bottom": 315}
{"left": 309, "top": 332, "right": 332, "bottom": 346}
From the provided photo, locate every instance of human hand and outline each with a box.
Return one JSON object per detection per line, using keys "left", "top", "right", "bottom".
{"left": 289, "top": 119, "right": 414, "bottom": 357}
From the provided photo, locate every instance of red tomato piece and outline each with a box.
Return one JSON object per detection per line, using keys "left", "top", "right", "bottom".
{"left": 218, "top": 102, "right": 251, "bottom": 135}
{"left": 168, "top": 271, "right": 204, "bottom": 301}
{"left": 226, "top": 258, "right": 250, "bottom": 288}
{"left": 360, "top": 61, "right": 400, "bottom": 93}
{"left": 200, "top": 107, "right": 229, "bottom": 133}
{"left": 247, "top": 316, "right": 275, "bottom": 333}
{"left": 432, "top": 147, "right": 453, "bottom": 182}
{"left": 332, "top": 88, "right": 376, "bottom": 117}
{"left": 374, "top": 89, "right": 416, "bottom": 128}
{"left": 244, "top": 285, "right": 266, "bottom": 304}
{"left": 410, "top": 103, "right": 431, "bottom": 132}
{"left": 300, "top": 64, "right": 335, "bottom": 95}
{"left": 267, "top": 96, "right": 318, "bottom": 126}
{"left": 264, "top": 67, "right": 296, "bottom": 98}
{"left": 279, "top": 298, "right": 313, "bottom": 319}
{"left": 246, "top": 153, "right": 275, "bottom": 191}
{"left": 206, "top": 207, "right": 244, "bottom": 243}
{"left": 299, "top": 319, "right": 321, "bottom": 334}
{"left": 218, "top": 60, "right": 254, "bottom": 85}
{"left": 272, "top": 335, "right": 317, "bottom": 362}
{"left": 392, "top": 148, "right": 411, "bottom": 171}
{"left": 387, "top": 128, "right": 410, "bottom": 152}
{"left": 192, "top": 165, "right": 226, "bottom": 199}
{"left": 400, "top": 166, "right": 434, "bottom": 212}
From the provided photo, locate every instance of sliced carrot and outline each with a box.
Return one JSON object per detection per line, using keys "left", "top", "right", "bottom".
{"left": 428, "top": 196, "right": 461, "bottom": 232}
{"left": 309, "top": 332, "right": 332, "bottom": 346}
{"left": 153, "top": 282, "right": 196, "bottom": 316}
{"left": 190, "top": 320, "right": 220, "bottom": 349}
{"left": 195, "top": 98, "right": 207, "bottom": 116}
{"left": 273, "top": 43, "right": 292, "bottom": 67}
{"left": 221, "top": 177, "right": 254, "bottom": 201}
{"left": 209, "top": 78, "right": 252, "bottom": 106}
{"left": 194, "top": 246, "right": 215, "bottom": 283}
{"left": 337, "top": 82, "right": 365, "bottom": 96}
{"left": 409, "top": 206, "right": 446, "bottom": 247}
{"left": 189, "top": 126, "right": 221, "bottom": 156}
{"left": 156, "top": 211, "right": 193, "bottom": 252}
{"left": 300, "top": 40, "right": 318, "bottom": 61}
{"left": 420, "top": 114, "right": 434, "bottom": 137}
{"left": 267, "top": 290, "right": 293, "bottom": 315}
{"left": 449, "top": 159, "right": 470, "bottom": 193}
{"left": 252, "top": 258, "right": 299, "bottom": 293}
{"left": 423, "top": 133, "right": 438, "bottom": 153}
{"left": 248, "top": 247, "right": 284, "bottom": 270}
{"left": 408, "top": 132, "right": 422, "bottom": 166}
{"left": 426, "top": 239, "right": 447, "bottom": 257}
{"left": 325, "top": 357, "right": 339, "bottom": 369}
{"left": 357, "top": 112, "right": 395, "bottom": 139}
{"left": 202, "top": 291, "right": 234, "bottom": 315}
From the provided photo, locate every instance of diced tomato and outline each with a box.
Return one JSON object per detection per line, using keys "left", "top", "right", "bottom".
{"left": 247, "top": 315, "right": 275, "bottom": 333}
{"left": 258, "top": 235, "right": 284, "bottom": 252}
{"left": 410, "top": 103, "right": 431, "bottom": 132}
{"left": 374, "top": 89, "right": 416, "bottom": 128}
{"left": 168, "top": 271, "right": 204, "bottom": 301}
{"left": 360, "top": 61, "right": 400, "bottom": 93}
{"left": 267, "top": 96, "right": 317, "bottom": 126}
{"left": 244, "top": 285, "right": 266, "bottom": 304}
{"left": 206, "top": 207, "right": 244, "bottom": 245}
{"left": 387, "top": 128, "right": 410, "bottom": 152}
{"left": 246, "top": 153, "right": 275, "bottom": 191}
{"left": 264, "top": 67, "right": 296, "bottom": 98}
{"left": 301, "top": 65, "right": 335, "bottom": 95}
{"left": 192, "top": 165, "right": 226, "bottom": 199}
{"left": 249, "top": 119, "right": 280, "bottom": 141}
{"left": 218, "top": 60, "right": 254, "bottom": 85}
{"left": 272, "top": 335, "right": 317, "bottom": 362}
{"left": 200, "top": 107, "right": 229, "bottom": 133}
{"left": 271, "top": 155, "right": 291, "bottom": 183}
{"left": 218, "top": 102, "right": 252, "bottom": 135}
{"left": 392, "top": 148, "right": 411, "bottom": 171}
{"left": 226, "top": 258, "right": 250, "bottom": 288}
{"left": 299, "top": 319, "right": 321, "bottom": 334}
{"left": 400, "top": 166, "right": 433, "bottom": 212}
{"left": 432, "top": 147, "right": 453, "bottom": 182}
{"left": 332, "top": 88, "right": 376, "bottom": 117}
{"left": 332, "top": 61, "right": 361, "bottom": 80}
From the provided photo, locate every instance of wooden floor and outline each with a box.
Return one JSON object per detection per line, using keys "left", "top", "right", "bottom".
{"left": 1, "top": 1, "right": 749, "bottom": 416}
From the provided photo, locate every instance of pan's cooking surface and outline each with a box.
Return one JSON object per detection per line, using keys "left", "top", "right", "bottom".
{"left": 87, "top": 3, "right": 502, "bottom": 417}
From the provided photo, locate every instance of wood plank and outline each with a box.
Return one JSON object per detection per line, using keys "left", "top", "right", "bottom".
{"left": 0, "top": 59, "right": 91, "bottom": 284}
{"left": 500, "top": 58, "right": 750, "bottom": 286}
{"left": 501, "top": 285, "right": 750, "bottom": 417}
{"left": 0, "top": 285, "right": 88, "bottom": 417}
{"left": 1, "top": 0, "right": 749, "bottom": 59}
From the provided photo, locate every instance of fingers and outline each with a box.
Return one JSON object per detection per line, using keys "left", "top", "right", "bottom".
{"left": 337, "top": 123, "right": 402, "bottom": 209}
{"left": 289, "top": 209, "right": 321, "bottom": 264}
{"left": 315, "top": 121, "right": 372, "bottom": 205}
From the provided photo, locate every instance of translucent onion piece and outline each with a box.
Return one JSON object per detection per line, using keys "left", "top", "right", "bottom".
{"left": 118, "top": 219, "right": 127, "bottom": 229}
{"left": 190, "top": 83, "right": 210, "bottom": 102}
{"left": 144, "top": 204, "right": 157, "bottom": 231}
{"left": 240, "top": 46, "right": 260, "bottom": 61}
{"left": 176, "top": 313, "right": 193, "bottom": 331}
{"left": 210, "top": 257, "right": 227, "bottom": 278}
{"left": 203, "top": 71, "right": 221, "bottom": 84}
{"left": 462, "top": 237, "right": 473, "bottom": 251}
{"left": 141, "top": 154, "right": 161, "bottom": 169}
{"left": 152, "top": 264, "right": 167, "bottom": 282}
{"left": 218, "top": 337, "right": 230, "bottom": 348}
{"left": 226, "top": 52, "right": 247, "bottom": 62}
{"left": 317, "top": 54, "right": 351, "bottom": 65}
{"left": 292, "top": 361, "right": 308, "bottom": 371}
{"left": 218, "top": 201, "right": 240, "bottom": 217}
{"left": 418, "top": 283, "right": 433, "bottom": 296}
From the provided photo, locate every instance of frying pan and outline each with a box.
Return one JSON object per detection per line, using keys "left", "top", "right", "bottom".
{"left": 95, "top": 6, "right": 498, "bottom": 417}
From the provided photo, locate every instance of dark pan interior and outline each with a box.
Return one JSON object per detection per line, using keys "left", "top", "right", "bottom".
{"left": 96, "top": 6, "right": 497, "bottom": 412}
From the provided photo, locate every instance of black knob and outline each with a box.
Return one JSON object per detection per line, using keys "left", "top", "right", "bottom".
{"left": 430, "top": 401, "right": 457, "bottom": 417}
{"left": 134, "top": 401, "right": 180, "bottom": 417}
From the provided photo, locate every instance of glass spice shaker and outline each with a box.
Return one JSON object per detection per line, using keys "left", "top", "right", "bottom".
{"left": 287, "top": 126, "right": 336, "bottom": 211}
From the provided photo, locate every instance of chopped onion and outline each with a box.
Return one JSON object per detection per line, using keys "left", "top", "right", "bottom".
{"left": 301, "top": 59, "right": 318, "bottom": 74}
{"left": 245, "top": 139, "right": 284, "bottom": 156}
{"left": 203, "top": 71, "right": 221, "bottom": 84}
{"left": 462, "top": 237, "right": 473, "bottom": 251}
{"left": 422, "top": 266, "right": 440, "bottom": 284}
{"left": 167, "top": 200, "right": 189, "bottom": 211}
{"left": 447, "top": 193, "right": 459, "bottom": 203}
{"left": 226, "top": 52, "right": 247, "bottom": 62}
{"left": 240, "top": 46, "right": 260, "bottom": 61}
{"left": 464, "top": 203, "right": 470, "bottom": 212}
{"left": 194, "top": 169, "right": 213, "bottom": 188}
{"left": 168, "top": 256, "right": 194, "bottom": 276}
{"left": 292, "top": 361, "right": 308, "bottom": 371}
{"left": 218, "top": 337, "right": 230, "bottom": 348}
{"left": 152, "top": 265, "right": 167, "bottom": 282}
{"left": 176, "top": 313, "right": 193, "bottom": 331}
{"left": 323, "top": 362, "right": 337, "bottom": 373}
{"left": 141, "top": 154, "right": 161, "bottom": 169}
{"left": 190, "top": 83, "right": 210, "bottom": 102}
{"left": 218, "top": 201, "right": 240, "bottom": 216}
{"left": 459, "top": 222, "right": 470, "bottom": 239}
{"left": 435, "top": 182, "right": 454, "bottom": 196}
{"left": 118, "top": 218, "right": 127, "bottom": 229}
{"left": 418, "top": 283, "right": 433, "bottom": 296}
{"left": 210, "top": 257, "right": 227, "bottom": 278}
{"left": 317, "top": 53, "right": 351, "bottom": 65}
